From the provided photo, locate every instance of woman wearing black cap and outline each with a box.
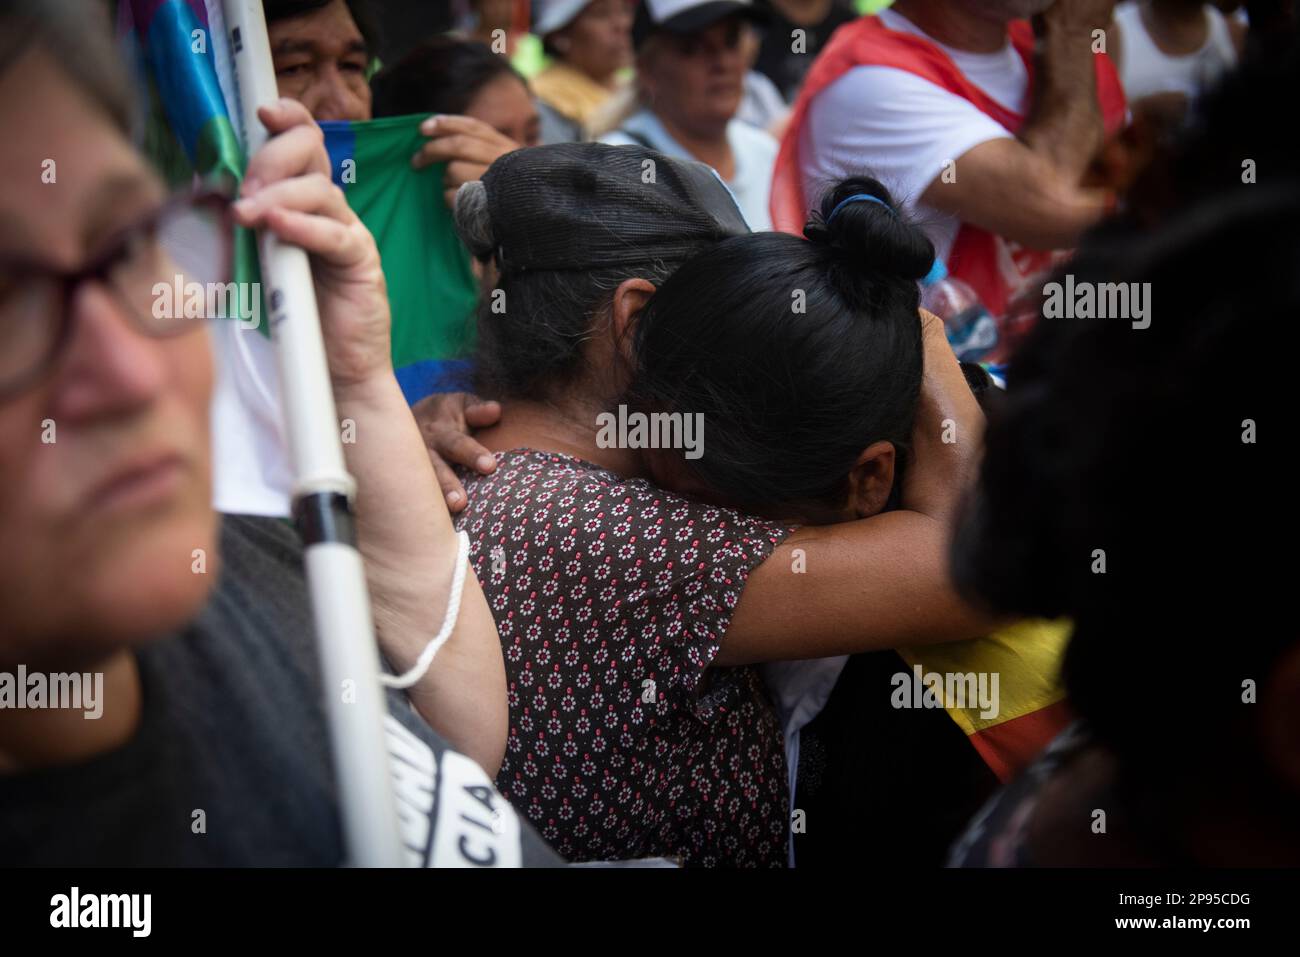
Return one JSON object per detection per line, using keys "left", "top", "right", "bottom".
{"left": 417, "top": 143, "right": 997, "bottom": 866}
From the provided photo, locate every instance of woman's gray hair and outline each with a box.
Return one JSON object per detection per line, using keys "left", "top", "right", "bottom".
{"left": 453, "top": 180, "right": 497, "bottom": 261}
{"left": 0, "top": 0, "right": 135, "bottom": 134}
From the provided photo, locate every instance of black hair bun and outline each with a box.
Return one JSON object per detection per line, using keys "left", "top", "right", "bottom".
{"left": 804, "top": 176, "right": 935, "bottom": 283}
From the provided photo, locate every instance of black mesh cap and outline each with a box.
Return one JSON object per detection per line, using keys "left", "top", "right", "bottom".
{"left": 479, "top": 142, "right": 751, "bottom": 272}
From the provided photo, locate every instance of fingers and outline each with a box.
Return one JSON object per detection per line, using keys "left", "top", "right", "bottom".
{"left": 409, "top": 392, "right": 442, "bottom": 422}
{"left": 233, "top": 170, "right": 372, "bottom": 270}
{"left": 257, "top": 97, "right": 317, "bottom": 136}
{"left": 463, "top": 398, "right": 502, "bottom": 429}
{"left": 412, "top": 114, "right": 519, "bottom": 171}
{"left": 444, "top": 158, "right": 491, "bottom": 192}
{"left": 233, "top": 172, "right": 355, "bottom": 227}
{"left": 413, "top": 392, "right": 462, "bottom": 431}
{"left": 420, "top": 113, "right": 512, "bottom": 139}
{"left": 414, "top": 132, "right": 514, "bottom": 169}
{"left": 434, "top": 430, "right": 498, "bottom": 474}
{"left": 412, "top": 138, "right": 442, "bottom": 172}
{"left": 442, "top": 156, "right": 492, "bottom": 207}
{"left": 248, "top": 206, "right": 367, "bottom": 267}
{"left": 244, "top": 102, "right": 333, "bottom": 191}
{"left": 418, "top": 113, "right": 514, "bottom": 144}
{"left": 430, "top": 453, "right": 470, "bottom": 513}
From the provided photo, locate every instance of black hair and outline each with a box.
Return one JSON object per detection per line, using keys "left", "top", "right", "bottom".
{"left": 370, "top": 36, "right": 526, "bottom": 119}
{"left": 470, "top": 261, "right": 683, "bottom": 403}
{"left": 456, "top": 142, "right": 761, "bottom": 406}
{"left": 950, "top": 32, "right": 1299, "bottom": 787}
{"left": 263, "top": 0, "right": 380, "bottom": 58}
{"left": 624, "top": 176, "right": 933, "bottom": 513}
{"left": 541, "top": 36, "right": 566, "bottom": 60}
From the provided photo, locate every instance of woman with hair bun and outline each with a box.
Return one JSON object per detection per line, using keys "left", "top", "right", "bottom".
{"left": 427, "top": 144, "right": 1036, "bottom": 866}
{"left": 622, "top": 174, "right": 1065, "bottom": 868}
{"left": 624, "top": 175, "right": 934, "bottom": 519}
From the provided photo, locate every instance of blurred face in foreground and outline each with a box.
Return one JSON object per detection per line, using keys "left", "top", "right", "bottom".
{"left": 269, "top": 0, "right": 372, "bottom": 121}
{"left": 639, "top": 16, "right": 748, "bottom": 138}
{"left": 0, "top": 49, "right": 217, "bottom": 669}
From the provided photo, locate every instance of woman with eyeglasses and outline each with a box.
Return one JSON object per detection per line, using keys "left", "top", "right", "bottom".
{"left": 0, "top": 0, "right": 555, "bottom": 867}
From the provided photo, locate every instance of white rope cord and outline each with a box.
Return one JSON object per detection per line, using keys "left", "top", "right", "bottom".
{"left": 381, "top": 530, "right": 472, "bottom": 689}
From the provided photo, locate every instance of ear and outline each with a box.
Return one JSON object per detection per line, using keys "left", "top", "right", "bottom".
{"left": 845, "top": 441, "right": 896, "bottom": 519}
{"left": 610, "top": 277, "right": 656, "bottom": 368}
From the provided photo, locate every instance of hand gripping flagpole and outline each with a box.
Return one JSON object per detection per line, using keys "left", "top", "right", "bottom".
{"left": 221, "top": 0, "right": 405, "bottom": 867}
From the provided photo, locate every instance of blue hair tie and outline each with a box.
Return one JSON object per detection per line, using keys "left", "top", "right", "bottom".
{"left": 825, "top": 193, "right": 895, "bottom": 226}
{"left": 922, "top": 256, "right": 947, "bottom": 286}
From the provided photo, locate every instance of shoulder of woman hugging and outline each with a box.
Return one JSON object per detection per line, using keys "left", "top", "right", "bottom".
{"left": 455, "top": 447, "right": 793, "bottom": 596}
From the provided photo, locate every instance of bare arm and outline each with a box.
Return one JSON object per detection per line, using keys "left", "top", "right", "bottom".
{"left": 717, "top": 311, "right": 998, "bottom": 665}
{"left": 334, "top": 376, "right": 507, "bottom": 777}
{"left": 236, "top": 100, "right": 507, "bottom": 775}
{"left": 415, "top": 321, "right": 998, "bottom": 668}
{"left": 921, "top": 0, "right": 1118, "bottom": 250}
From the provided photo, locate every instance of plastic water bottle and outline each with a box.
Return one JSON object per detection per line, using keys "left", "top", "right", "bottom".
{"left": 920, "top": 271, "right": 999, "bottom": 363}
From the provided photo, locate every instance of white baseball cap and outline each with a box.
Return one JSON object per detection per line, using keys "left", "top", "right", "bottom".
{"left": 532, "top": 0, "right": 594, "bottom": 36}
{"left": 633, "top": 0, "right": 765, "bottom": 47}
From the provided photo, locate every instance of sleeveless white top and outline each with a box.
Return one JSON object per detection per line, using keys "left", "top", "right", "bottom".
{"left": 1114, "top": 1, "right": 1238, "bottom": 101}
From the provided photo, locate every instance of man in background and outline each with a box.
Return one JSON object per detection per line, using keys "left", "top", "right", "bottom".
{"left": 773, "top": 0, "right": 1127, "bottom": 317}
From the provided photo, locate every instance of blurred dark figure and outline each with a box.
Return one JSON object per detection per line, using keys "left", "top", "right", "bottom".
{"left": 949, "top": 34, "right": 1298, "bottom": 866}
{"left": 372, "top": 1, "right": 457, "bottom": 64}
{"left": 753, "top": 0, "right": 857, "bottom": 102}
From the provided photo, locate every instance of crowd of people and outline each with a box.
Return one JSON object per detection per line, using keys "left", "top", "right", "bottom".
{"left": 0, "top": 0, "right": 1295, "bottom": 870}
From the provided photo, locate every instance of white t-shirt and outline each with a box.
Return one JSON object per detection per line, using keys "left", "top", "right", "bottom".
{"left": 798, "top": 7, "right": 1027, "bottom": 262}
{"left": 602, "top": 108, "right": 778, "bottom": 231}
{"left": 209, "top": 320, "right": 293, "bottom": 517}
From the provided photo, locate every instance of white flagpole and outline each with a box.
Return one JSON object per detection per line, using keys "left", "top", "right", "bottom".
{"left": 220, "top": 0, "right": 405, "bottom": 867}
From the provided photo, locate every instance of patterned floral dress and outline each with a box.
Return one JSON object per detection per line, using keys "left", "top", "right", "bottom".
{"left": 456, "top": 449, "right": 792, "bottom": 866}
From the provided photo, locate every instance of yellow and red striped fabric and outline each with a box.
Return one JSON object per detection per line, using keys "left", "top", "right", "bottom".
{"left": 899, "top": 619, "right": 1073, "bottom": 782}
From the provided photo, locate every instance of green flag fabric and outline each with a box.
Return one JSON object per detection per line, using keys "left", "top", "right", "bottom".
{"left": 322, "top": 114, "right": 481, "bottom": 401}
